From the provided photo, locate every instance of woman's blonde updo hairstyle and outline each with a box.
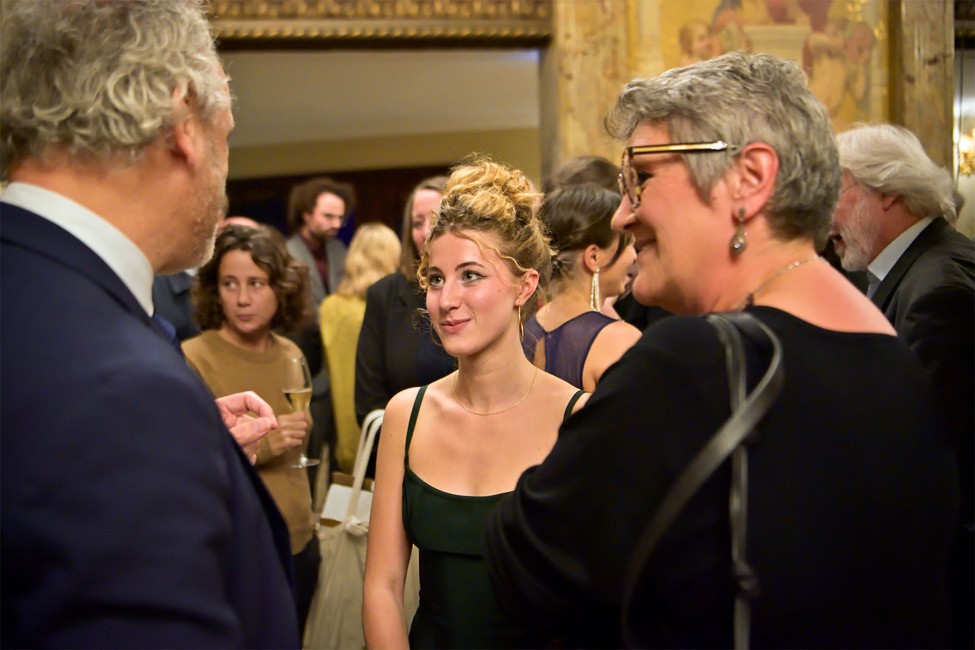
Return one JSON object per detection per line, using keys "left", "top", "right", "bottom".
{"left": 417, "top": 156, "right": 553, "bottom": 324}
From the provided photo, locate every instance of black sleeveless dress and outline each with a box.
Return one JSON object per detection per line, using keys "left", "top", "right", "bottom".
{"left": 403, "top": 385, "right": 585, "bottom": 648}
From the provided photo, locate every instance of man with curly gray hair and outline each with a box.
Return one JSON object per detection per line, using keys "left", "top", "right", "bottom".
{"left": 833, "top": 123, "right": 973, "bottom": 649}
{"left": 1, "top": 1, "right": 299, "bottom": 646}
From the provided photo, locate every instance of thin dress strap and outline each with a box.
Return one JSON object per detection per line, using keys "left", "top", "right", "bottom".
{"left": 404, "top": 384, "right": 428, "bottom": 466}
{"left": 563, "top": 389, "right": 587, "bottom": 421}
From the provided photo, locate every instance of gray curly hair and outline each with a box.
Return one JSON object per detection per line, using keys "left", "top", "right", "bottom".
{"left": 1, "top": 0, "right": 229, "bottom": 179}
{"left": 605, "top": 52, "right": 841, "bottom": 249}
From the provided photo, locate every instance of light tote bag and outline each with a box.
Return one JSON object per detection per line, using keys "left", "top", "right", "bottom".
{"left": 304, "top": 410, "right": 420, "bottom": 649}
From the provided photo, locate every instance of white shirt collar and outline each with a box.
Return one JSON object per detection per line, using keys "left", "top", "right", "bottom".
{"left": 867, "top": 216, "right": 934, "bottom": 284}
{"left": 1, "top": 182, "right": 155, "bottom": 315}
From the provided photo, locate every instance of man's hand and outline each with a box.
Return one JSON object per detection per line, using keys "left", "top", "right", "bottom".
{"left": 215, "top": 391, "right": 278, "bottom": 463}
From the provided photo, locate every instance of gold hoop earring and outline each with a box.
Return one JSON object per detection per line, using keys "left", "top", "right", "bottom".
{"left": 590, "top": 266, "right": 601, "bottom": 311}
{"left": 730, "top": 207, "right": 747, "bottom": 256}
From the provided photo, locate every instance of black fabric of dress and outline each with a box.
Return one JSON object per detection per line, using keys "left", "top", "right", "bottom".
{"left": 522, "top": 311, "right": 616, "bottom": 389}
{"left": 404, "top": 386, "right": 585, "bottom": 649}
{"left": 486, "top": 307, "right": 958, "bottom": 648}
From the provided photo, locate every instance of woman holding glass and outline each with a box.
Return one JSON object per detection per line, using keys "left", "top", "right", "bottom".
{"left": 485, "top": 52, "right": 958, "bottom": 647}
{"left": 182, "top": 224, "right": 320, "bottom": 637}
{"left": 363, "top": 158, "right": 587, "bottom": 648}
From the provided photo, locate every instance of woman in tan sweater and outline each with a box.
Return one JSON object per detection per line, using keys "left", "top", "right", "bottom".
{"left": 182, "top": 224, "right": 318, "bottom": 637}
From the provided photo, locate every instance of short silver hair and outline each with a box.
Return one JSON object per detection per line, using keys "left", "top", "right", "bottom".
{"left": 837, "top": 124, "right": 956, "bottom": 221}
{"left": 605, "top": 52, "right": 840, "bottom": 249}
{"left": 1, "top": 0, "right": 229, "bottom": 179}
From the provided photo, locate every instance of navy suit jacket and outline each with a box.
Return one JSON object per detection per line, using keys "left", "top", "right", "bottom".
{"left": 152, "top": 271, "right": 200, "bottom": 342}
{"left": 1, "top": 204, "right": 300, "bottom": 648}
{"left": 872, "top": 217, "right": 974, "bottom": 523}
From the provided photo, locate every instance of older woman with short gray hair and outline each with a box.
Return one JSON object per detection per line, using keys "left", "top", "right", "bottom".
{"left": 486, "top": 52, "right": 957, "bottom": 648}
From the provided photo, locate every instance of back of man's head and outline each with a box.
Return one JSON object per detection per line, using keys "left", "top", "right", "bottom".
{"left": 837, "top": 124, "right": 955, "bottom": 221}
{"left": 0, "top": 0, "right": 227, "bottom": 180}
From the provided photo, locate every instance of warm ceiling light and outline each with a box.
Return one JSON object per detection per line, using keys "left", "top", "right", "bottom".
{"left": 960, "top": 128, "right": 975, "bottom": 176}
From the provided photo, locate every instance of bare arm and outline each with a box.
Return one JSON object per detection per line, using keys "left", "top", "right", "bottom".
{"left": 362, "top": 390, "right": 417, "bottom": 649}
{"left": 582, "top": 321, "right": 643, "bottom": 392}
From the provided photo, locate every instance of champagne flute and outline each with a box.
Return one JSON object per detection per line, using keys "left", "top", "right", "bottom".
{"left": 282, "top": 356, "right": 320, "bottom": 469}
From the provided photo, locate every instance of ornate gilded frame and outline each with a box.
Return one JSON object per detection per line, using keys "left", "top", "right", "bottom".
{"left": 210, "top": 0, "right": 552, "bottom": 46}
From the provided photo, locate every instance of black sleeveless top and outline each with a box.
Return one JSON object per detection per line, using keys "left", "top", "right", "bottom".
{"left": 403, "top": 385, "right": 585, "bottom": 648}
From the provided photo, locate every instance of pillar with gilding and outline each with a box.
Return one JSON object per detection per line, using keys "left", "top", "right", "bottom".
{"left": 890, "top": 0, "right": 954, "bottom": 167}
{"left": 540, "top": 0, "right": 629, "bottom": 179}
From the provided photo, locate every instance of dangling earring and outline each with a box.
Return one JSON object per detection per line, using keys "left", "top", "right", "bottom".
{"left": 516, "top": 303, "right": 525, "bottom": 340}
{"left": 730, "top": 207, "right": 747, "bottom": 255}
{"left": 590, "top": 266, "right": 601, "bottom": 311}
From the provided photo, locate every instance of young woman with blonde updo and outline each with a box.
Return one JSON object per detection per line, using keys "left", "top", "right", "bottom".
{"left": 362, "top": 158, "right": 587, "bottom": 648}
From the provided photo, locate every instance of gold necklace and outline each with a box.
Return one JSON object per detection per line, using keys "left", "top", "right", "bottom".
{"left": 742, "top": 255, "right": 822, "bottom": 308}
{"left": 453, "top": 367, "right": 538, "bottom": 416}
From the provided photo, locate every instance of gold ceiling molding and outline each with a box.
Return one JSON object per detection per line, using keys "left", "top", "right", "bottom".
{"left": 210, "top": 0, "right": 552, "bottom": 44}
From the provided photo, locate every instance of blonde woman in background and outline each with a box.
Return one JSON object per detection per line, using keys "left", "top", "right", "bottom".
{"left": 320, "top": 223, "right": 401, "bottom": 478}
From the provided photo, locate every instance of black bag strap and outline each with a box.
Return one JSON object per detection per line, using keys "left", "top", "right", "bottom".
{"left": 621, "top": 312, "right": 784, "bottom": 649}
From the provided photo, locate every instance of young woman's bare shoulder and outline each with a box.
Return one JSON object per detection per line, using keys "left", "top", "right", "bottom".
{"left": 385, "top": 386, "right": 424, "bottom": 414}
{"left": 569, "top": 391, "right": 590, "bottom": 413}
{"left": 535, "top": 372, "right": 589, "bottom": 415}
{"left": 380, "top": 387, "right": 425, "bottom": 443}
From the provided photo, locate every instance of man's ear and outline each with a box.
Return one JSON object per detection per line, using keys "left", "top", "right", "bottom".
{"left": 730, "top": 142, "right": 778, "bottom": 220}
{"left": 168, "top": 87, "right": 202, "bottom": 169}
{"left": 879, "top": 193, "right": 898, "bottom": 210}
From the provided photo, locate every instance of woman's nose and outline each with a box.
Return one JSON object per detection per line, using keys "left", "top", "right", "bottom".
{"left": 438, "top": 279, "right": 461, "bottom": 309}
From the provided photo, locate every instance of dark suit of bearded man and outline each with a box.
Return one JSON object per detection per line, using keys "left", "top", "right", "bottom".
{"left": 1, "top": 198, "right": 300, "bottom": 648}
{"left": 1, "top": 0, "right": 300, "bottom": 644}
{"left": 871, "top": 216, "right": 974, "bottom": 649}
